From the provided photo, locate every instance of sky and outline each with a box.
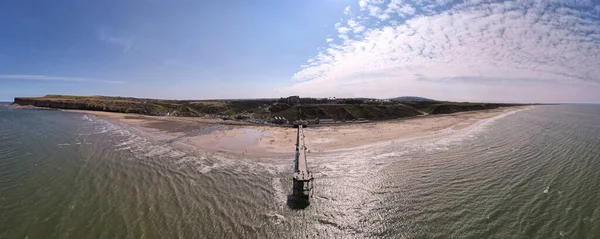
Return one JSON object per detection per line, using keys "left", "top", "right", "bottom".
{"left": 1, "top": 0, "right": 600, "bottom": 103}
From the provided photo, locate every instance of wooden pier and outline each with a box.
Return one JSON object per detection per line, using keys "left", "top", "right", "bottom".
{"left": 289, "top": 123, "right": 313, "bottom": 208}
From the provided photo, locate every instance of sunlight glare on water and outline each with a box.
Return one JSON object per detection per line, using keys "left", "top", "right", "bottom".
{"left": 1, "top": 105, "right": 599, "bottom": 238}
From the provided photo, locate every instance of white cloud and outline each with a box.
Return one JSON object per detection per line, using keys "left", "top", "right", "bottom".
{"left": 286, "top": 0, "right": 600, "bottom": 102}
{"left": 99, "top": 29, "right": 133, "bottom": 52}
{"left": 381, "top": 0, "right": 416, "bottom": 19}
{"left": 368, "top": 5, "right": 383, "bottom": 17}
{"left": 360, "top": 0, "right": 415, "bottom": 19}
{"left": 360, "top": 0, "right": 384, "bottom": 10}
{"left": 0, "top": 74, "right": 124, "bottom": 84}
{"left": 378, "top": 14, "right": 391, "bottom": 20}
{"left": 337, "top": 26, "right": 352, "bottom": 34}
{"left": 335, "top": 22, "right": 353, "bottom": 40}
{"left": 344, "top": 6, "right": 352, "bottom": 15}
{"left": 326, "top": 38, "right": 334, "bottom": 43}
{"left": 348, "top": 19, "right": 366, "bottom": 33}
{"left": 397, "top": 4, "right": 416, "bottom": 17}
{"left": 359, "top": 0, "right": 369, "bottom": 9}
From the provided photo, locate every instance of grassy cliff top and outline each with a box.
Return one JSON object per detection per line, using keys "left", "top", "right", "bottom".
{"left": 14, "top": 95, "right": 525, "bottom": 122}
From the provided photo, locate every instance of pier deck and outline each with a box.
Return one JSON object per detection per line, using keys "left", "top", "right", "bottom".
{"left": 294, "top": 125, "right": 313, "bottom": 181}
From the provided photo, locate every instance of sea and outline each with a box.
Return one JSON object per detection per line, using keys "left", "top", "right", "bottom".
{"left": 1, "top": 104, "right": 599, "bottom": 238}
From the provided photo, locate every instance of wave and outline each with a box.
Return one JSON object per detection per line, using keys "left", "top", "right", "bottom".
{"left": 327, "top": 107, "right": 534, "bottom": 157}
{"left": 76, "top": 113, "right": 290, "bottom": 177}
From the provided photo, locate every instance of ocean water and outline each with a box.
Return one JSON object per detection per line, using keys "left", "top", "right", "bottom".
{"left": 1, "top": 105, "right": 599, "bottom": 238}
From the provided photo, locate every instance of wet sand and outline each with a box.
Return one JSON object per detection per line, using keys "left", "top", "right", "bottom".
{"left": 61, "top": 107, "right": 527, "bottom": 157}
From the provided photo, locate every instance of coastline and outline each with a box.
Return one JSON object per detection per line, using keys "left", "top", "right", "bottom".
{"left": 7, "top": 103, "right": 59, "bottom": 110}
{"left": 58, "top": 106, "right": 530, "bottom": 158}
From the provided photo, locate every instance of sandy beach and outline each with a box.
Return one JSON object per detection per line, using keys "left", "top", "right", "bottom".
{"left": 60, "top": 106, "right": 528, "bottom": 157}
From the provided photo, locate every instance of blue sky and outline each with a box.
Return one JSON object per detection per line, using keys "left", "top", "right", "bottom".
{"left": 1, "top": 0, "right": 600, "bottom": 103}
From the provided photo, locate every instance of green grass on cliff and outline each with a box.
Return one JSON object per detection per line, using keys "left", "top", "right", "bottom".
{"left": 14, "top": 95, "right": 522, "bottom": 122}
{"left": 269, "top": 104, "right": 422, "bottom": 121}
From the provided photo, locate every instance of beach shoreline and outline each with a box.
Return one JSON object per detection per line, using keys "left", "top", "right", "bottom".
{"left": 54, "top": 106, "right": 530, "bottom": 158}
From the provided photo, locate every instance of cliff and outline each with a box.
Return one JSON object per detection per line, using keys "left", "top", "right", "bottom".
{"left": 267, "top": 104, "right": 422, "bottom": 121}
{"left": 429, "top": 103, "right": 521, "bottom": 115}
{"left": 13, "top": 95, "right": 524, "bottom": 123}
{"left": 14, "top": 97, "right": 175, "bottom": 116}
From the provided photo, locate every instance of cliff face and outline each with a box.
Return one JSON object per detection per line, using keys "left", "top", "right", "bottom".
{"left": 270, "top": 104, "right": 423, "bottom": 121}
{"left": 13, "top": 95, "right": 524, "bottom": 122}
{"left": 13, "top": 97, "right": 425, "bottom": 120}
{"left": 12, "top": 96, "right": 241, "bottom": 117}
{"left": 14, "top": 98, "right": 97, "bottom": 110}
{"left": 13, "top": 98, "right": 166, "bottom": 115}
{"left": 429, "top": 104, "right": 517, "bottom": 115}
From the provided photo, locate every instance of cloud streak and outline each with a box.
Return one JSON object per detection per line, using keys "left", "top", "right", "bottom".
{"left": 285, "top": 0, "right": 600, "bottom": 102}
{"left": 0, "top": 74, "right": 125, "bottom": 84}
{"left": 99, "top": 29, "right": 134, "bottom": 52}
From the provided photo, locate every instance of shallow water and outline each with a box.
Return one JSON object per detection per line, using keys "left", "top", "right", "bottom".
{"left": 1, "top": 105, "right": 599, "bottom": 238}
{"left": 218, "top": 129, "right": 264, "bottom": 152}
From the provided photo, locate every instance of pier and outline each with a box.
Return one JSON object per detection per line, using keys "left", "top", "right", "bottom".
{"left": 288, "top": 122, "right": 314, "bottom": 209}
